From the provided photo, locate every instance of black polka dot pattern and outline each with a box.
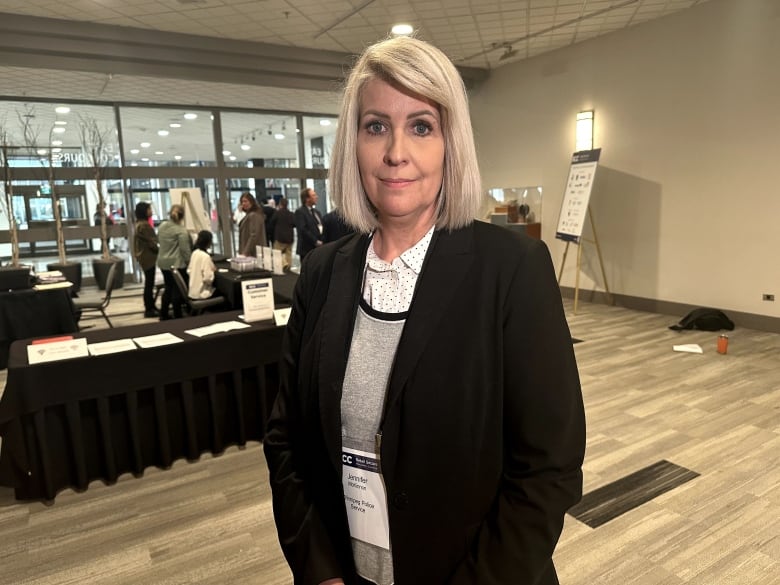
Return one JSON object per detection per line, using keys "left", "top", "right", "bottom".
{"left": 362, "top": 227, "right": 434, "bottom": 313}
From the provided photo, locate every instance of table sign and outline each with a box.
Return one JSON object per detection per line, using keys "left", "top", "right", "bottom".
{"left": 88, "top": 338, "right": 138, "bottom": 356}
{"left": 27, "top": 338, "right": 88, "bottom": 364}
{"left": 273, "top": 307, "right": 291, "bottom": 326}
{"left": 241, "top": 278, "right": 274, "bottom": 322}
{"left": 272, "top": 249, "right": 284, "bottom": 275}
{"left": 185, "top": 320, "right": 251, "bottom": 337}
{"left": 132, "top": 332, "right": 184, "bottom": 348}
{"left": 262, "top": 246, "right": 274, "bottom": 271}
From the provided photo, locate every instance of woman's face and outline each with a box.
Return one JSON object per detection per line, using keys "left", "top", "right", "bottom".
{"left": 240, "top": 196, "right": 251, "bottom": 212}
{"left": 357, "top": 78, "right": 444, "bottom": 227}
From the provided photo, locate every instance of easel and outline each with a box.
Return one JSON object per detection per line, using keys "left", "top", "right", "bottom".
{"left": 557, "top": 205, "right": 613, "bottom": 314}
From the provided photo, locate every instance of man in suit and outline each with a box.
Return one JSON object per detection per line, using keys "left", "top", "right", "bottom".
{"left": 294, "top": 187, "right": 323, "bottom": 261}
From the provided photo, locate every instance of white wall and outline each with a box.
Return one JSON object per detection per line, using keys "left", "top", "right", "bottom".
{"left": 470, "top": 0, "right": 780, "bottom": 318}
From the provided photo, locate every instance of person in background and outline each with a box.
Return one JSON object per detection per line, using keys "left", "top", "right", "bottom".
{"left": 268, "top": 197, "right": 296, "bottom": 271}
{"left": 294, "top": 187, "right": 322, "bottom": 260}
{"left": 237, "top": 192, "right": 266, "bottom": 257}
{"left": 156, "top": 204, "right": 191, "bottom": 320}
{"left": 321, "top": 208, "right": 354, "bottom": 243}
{"left": 187, "top": 230, "right": 217, "bottom": 299}
{"left": 133, "top": 201, "right": 159, "bottom": 318}
{"left": 262, "top": 196, "right": 276, "bottom": 245}
{"left": 264, "top": 36, "right": 585, "bottom": 585}
{"left": 93, "top": 201, "right": 114, "bottom": 227}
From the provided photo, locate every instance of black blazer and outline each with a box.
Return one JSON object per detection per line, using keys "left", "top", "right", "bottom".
{"left": 264, "top": 221, "right": 585, "bottom": 585}
{"left": 294, "top": 205, "right": 322, "bottom": 259}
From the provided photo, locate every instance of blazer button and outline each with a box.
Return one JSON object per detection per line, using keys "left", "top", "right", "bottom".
{"left": 392, "top": 491, "right": 408, "bottom": 510}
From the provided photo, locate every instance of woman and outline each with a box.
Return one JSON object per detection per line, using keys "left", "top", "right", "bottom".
{"left": 187, "top": 230, "right": 217, "bottom": 299}
{"left": 132, "top": 201, "right": 158, "bottom": 318}
{"left": 237, "top": 192, "right": 266, "bottom": 256}
{"left": 264, "top": 37, "right": 585, "bottom": 585}
{"left": 156, "top": 204, "right": 191, "bottom": 320}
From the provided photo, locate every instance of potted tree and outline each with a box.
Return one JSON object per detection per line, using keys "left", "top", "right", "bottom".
{"left": 19, "top": 106, "right": 83, "bottom": 292}
{"left": 79, "top": 114, "right": 123, "bottom": 290}
{"left": 0, "top": 119, "right": 32, "bottom": 290}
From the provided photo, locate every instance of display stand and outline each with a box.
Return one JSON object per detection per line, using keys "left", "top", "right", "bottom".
{"left": 556, "top": 206, "right": 613, "bottom": 314}
{"left": 555, "top": 149, "right": 612, "bottom": 314}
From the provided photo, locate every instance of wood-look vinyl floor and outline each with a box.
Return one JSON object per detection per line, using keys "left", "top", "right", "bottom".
{"left": 1, "top": 287, "right": 778, "bottom": 584}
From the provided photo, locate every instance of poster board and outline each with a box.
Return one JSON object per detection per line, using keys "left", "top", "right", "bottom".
{"left": 555, "top": 148, "right": 601, "bottom": 243}
{"left": 170, "top": 188, "right": 210, "bottom": 235}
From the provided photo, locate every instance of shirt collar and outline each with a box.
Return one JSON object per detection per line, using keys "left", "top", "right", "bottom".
{"left": 366, "top": 225, "right": 435, "bottom": 274}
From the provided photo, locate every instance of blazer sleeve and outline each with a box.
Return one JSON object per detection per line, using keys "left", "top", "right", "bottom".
{"left": 177, "top": 228, "right": 192, "bottom": 266}
{"left": 295, "top": 208, "right": 320, "bottom": 248}
{"left": 263, "top": 255, "right": 345, "bottom": 584}
{"left": 450, "top": 238, "right": 585, "bottom": 585}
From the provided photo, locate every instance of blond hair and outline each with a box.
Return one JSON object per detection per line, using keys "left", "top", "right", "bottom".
{"left": 330, "top": 36, "right": 482, "bottom": 233}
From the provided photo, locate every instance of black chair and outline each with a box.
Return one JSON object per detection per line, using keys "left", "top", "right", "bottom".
{"left": 73, "top": 261, "right": 117, "bottom": 328}
{"left": 172, "top": 268, "right": 224, "bottom": 316}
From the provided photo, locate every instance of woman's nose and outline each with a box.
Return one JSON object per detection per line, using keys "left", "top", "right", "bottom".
{"left": 383, "top": 130, "right": 408, "bottom": 166}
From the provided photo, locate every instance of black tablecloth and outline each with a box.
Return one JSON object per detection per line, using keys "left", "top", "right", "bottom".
{"left": 0, "top": 311, "right": 284, "bottom": 501}
{"left": 0, "top": 288, "right": 78, "bottom": 370}
{"left": 213, "top": 263, "right": 298, "bottom": 309}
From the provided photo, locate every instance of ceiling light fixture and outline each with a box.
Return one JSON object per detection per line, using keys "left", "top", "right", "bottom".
{"left": 52, "top": 127, "right": 66, "bottom": 134}
{"left": 169, "top": 122, "right": 181, "bottom": 128}
{"left": 184, "top": 113, "right": 198, "bottom": 120}
{"left": 158, "top": 130, "right": 169, "bottom": 136}
{"left": 54, "top": 120, "right": 67, "bottom": 126}
{"left": 320, "top": 119, "right": 332, "bottom": 126}
{"left": 241, "top": 144, "right": 251, "bottom": 151}
{"left": 391, "top": 23, "right": 414, "bottom": 36}
{"left": 140, "top": 142, "right": 151, "bottom": 148}
{"left": 55, "top": 106, "right": 70, "bottom": 114}
{"left": 274, "top": 133, "right": 285, "bottom": 140}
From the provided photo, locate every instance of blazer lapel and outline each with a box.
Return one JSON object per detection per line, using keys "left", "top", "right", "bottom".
{"left": 380, "top": 225, "right": 475, "bottom": 480}
{"left": 317, "top": 234, "right": 370, "bottom": 473}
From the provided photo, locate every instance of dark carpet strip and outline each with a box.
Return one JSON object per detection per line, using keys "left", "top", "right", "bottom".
{"left": 568, "top": 459, "right": 699, "bottom": 528}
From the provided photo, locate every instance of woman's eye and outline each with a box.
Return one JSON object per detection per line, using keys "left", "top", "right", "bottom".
{"left": 366, "top": 121, "right": 385, "bottom": 134}
{"left": 412, "top": 121, "right": 433, "bottom": 136}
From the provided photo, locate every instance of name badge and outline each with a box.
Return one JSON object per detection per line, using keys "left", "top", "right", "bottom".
{"left": 341, "top": 447, "right": 390, "bottom": 550}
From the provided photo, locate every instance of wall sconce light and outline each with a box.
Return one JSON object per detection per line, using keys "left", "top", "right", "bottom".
{"left": 576, "top": 110, "right": 594, "bottom": 152}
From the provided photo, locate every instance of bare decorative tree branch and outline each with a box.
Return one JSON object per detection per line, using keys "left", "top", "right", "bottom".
{"left": 18, "top": 105, "right": 67, "bottom": 265}
{"left": 0, "top": 116, "right": 21, "bottom": 266}
{"left": 78, "top": 114, "right": 113, "bottom": 260}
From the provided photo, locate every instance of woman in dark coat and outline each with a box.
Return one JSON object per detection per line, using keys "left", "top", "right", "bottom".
{"left": 264, "top": 36, "right": 585, "bottom": 585}
{"left": 132, "top": 201, "right": 158, "bottom": 317}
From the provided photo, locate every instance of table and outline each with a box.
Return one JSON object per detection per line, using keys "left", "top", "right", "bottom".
{"left": 0, "top": 288, "right": 78, "bottom": 370}
{"left": 0, "top": 311, "right": 284, "bottom": 501}
{"left": 213, "top": 264, "right": 298, "bottom": 309}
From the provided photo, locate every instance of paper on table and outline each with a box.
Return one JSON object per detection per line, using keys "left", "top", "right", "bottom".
{"left": 185, "top": 320, "right": 251, "bottom": 338}
{"left": 33, "top": 281, "right": 73, "bottom": 290}
{"left": 132, "top": 332, "right": 184, "bottom": 348}
{"left": 27, "top": 338, "right": 89, "bottom": 364}
{"left": 273, "top": 307, "right": 291, "bottom": 326}
{"left": 88, "top": 338, "right": 138, "bottom": 356}
{"left": 673, "top": 344, "right": 703, "bottom": 354}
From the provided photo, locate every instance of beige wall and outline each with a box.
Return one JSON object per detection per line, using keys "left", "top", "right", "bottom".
{"left": 470, "top": 0, "right": 780, "bottom": 319}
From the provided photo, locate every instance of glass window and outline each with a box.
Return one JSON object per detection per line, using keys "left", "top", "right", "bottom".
{"left": 120, "top": 107, "right": 215, "bottom": 167}
{"left": 303, "top": 116, "right": 338, "bottom": 170}
{"left": 220, "top": 112, "right": 299, "bottom": 168}
{"left": 0, "top": 101, "right": 119, "bottom": 170}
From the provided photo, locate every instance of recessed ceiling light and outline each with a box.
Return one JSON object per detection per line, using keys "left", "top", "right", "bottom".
{"left": 141, "top": 157, "right": 149, "bottom": 161}
{"left": 52, "top": 148, "right": 62, "bottom": 153}
{"left": 229, "top": 156, "right": 236, "bottom": 161}
{"left": 240, "top": 144, "right": 251, "bottom": 151}
{"left": 52, "top": 127, "right": 66, "bottom": 134}
{"left": 51, "top": 140, "right": 62, "bottom": 146}
{"left": 54, "top": 120, "right": 67, "bottom": 126}
{"left": 222, "top": 150, "right": 231, "bottom": 156}
{"left": 131, "top": 162, "right": 138, "bottom": 167}
{"left": 169, "top": 123, "right": 181, "bottom": 128}
{"left": 189, "top": 162, "right": 198, "bottom": 166}
{"left": 274, "top": 133, "right": 285, "bottom": 140}
{"left": 174, "top": 155, "right": 182, "bottom": 160}
{"left": 183, "top": 113, "right": 198, "bottom": 120}
{"left": 320, "top": 119, "right": 332, "bottom": 126}
{"left": 155, "top": 151, "right": 164, "bottom": 155}
{"left": 37, "top": 148, "right": 48, "bottom": 155}
{"left": 391, "top": 23, "right": 414, "bottom": 36}
{"left": 140, "top": 142, "right": 151, "bottom": 148}
{"left": 130, "top": 148, "right": 140, "bottom": 154}
{"left": 55, "top": 106, "right": 70, "bottom": 114}
{"left": 158, "top": 130, "right": 169, "bottom": 136}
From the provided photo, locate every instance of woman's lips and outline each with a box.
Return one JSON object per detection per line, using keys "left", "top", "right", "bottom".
{"left": 380, "top": 178, "right": 415, "bottom": 188}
